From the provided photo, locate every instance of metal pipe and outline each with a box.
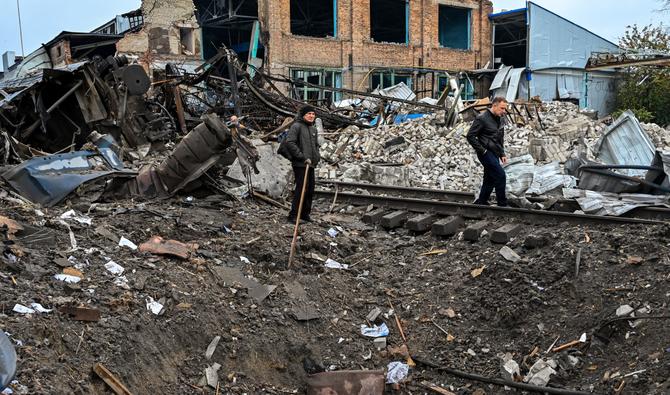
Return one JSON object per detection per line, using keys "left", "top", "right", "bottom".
{"left": 45, "top": 80, "right": 84, "bottom": 114}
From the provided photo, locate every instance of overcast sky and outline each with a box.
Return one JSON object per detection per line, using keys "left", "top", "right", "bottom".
{"left": 0, "top": 0, "right": 667, "bottom": 62}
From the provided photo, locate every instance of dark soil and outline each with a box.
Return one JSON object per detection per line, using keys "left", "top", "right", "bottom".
{"left": 1, "top": 193, "right": 669, "bottom": 394}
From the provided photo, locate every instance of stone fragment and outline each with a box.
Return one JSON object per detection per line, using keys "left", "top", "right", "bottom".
{"left": 500, "top": 246, "right": 521, "bottom": 262}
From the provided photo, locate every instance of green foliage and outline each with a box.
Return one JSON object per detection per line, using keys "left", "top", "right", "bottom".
{"left": 615, "top": 24, "right": 670, "bottom": 125}
{"left": 611, "top": 108, "right": 655, "bottom": 123}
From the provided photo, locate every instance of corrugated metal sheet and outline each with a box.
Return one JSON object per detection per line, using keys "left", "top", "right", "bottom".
{"left": 596, "top": 110, "right": 656, "bottom": 176}
{"left": 490, "top": 66, "right": 512, "bottom": 91}
{"left": 529, "top": 70, "right": 617, "bottom": 117}
{"left": 377, "top": 82, "right": 416, "bottom": 101}
{"left": 528, "top": 2, "right": 620, "bottom": 70}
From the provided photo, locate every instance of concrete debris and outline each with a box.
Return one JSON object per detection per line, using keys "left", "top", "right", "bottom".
{"left": 499, "top": 246, "right": 521, "bottom": 262}
{"left": 616, "top": 304, "right": 635, "bottom": 317}
{"left": 205, "top": 336, "right": 221, "bottom": 360}
{"left": 524, "top": 358, "right": 558, "bottom": 387}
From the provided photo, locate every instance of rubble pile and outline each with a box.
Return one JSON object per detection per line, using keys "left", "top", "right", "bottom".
{"left": 320, "top": 102, "right": 617, "bottom": 191}
{"left": 642, "top": 122, "right": 670, "bottom": 151}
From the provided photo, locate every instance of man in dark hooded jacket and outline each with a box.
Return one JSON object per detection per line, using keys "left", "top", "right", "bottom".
{"left": 285, "top": 105, "right": 320, "bottom": 222}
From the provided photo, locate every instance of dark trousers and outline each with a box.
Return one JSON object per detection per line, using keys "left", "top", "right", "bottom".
{"left": 289, "top": 166, "right": 315, "bottom": 219}
{"left": 475, "top": 151, "right": 507, "bottom": 206}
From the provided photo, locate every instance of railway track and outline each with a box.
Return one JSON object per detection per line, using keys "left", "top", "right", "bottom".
{"left": 315, "top": 180, "right": 670, "bottom": 226}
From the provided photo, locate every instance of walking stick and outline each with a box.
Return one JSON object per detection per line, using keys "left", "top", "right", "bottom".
{"left": 288, "top": 164, "right": 310, "bottom": 268}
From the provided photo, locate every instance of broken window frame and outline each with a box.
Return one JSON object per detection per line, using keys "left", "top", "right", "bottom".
{"left": 179, "top": 27, "right": 197, "bottom": 56}
{"left": 369, "top": 0, "right": 409, "bottom": 45}
{"left": 290, "top": 68, "right": 342, "bottom": 105}
{"left": 438, "top": 5, "right": 472, "bottom": 50}
{"left": 370, "top": 70, "right": 413, "bottom": 91}
{"left": 289, "top": 0, "right": 338, "bottom": 38}
{"left": 128, "top": 15, "right": 144, "bottom": 29}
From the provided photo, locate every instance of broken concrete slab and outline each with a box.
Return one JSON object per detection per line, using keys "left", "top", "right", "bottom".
{"left": 500, "top": 246, "right": 521, "bottom": 263}
{"left": 211, "top": 266, "right": 276, "bottom": 303}
{"left": 490, "top": 224, "right": 523, "bottom": 244}
{"left": 205, "top": 363, "right": 221, "bottom": 388}
{"left": 227, "top": 139, "right": 292, "bottom": 199}
{"left": 291, "top": 304, "right": 321, "bottom": 321}
{"left": 205, "top": 336, "right": 221, "bottom": 360}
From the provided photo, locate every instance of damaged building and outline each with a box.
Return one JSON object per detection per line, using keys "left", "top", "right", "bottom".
{"left": 106, "top": 0, "right": 494, "bottom": 101}
{"left": 490, "top": 2, "right": 620, "bottom": 116}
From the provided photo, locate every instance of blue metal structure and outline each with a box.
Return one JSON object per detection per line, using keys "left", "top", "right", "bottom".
{"left": 490, "top": 2, "right": 622, "bottom": 116}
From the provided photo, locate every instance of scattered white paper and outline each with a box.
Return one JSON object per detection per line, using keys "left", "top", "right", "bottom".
{"left": 360, "top": 322, "right": 389, "bottom": 338}
{"left": 579, "top": 333, "right": 587, "bottom": 343}
{"left": 325, "top": 258, "right": 348, "bottom": 270}
{"left": 386, "top": 361, "right": 409, "bottom": 384}
{"left": 60, "top": 210, "right": 92, "bottom": 225}
{"left": 146, "top": 297, "right": 164, "bottom": 315}
{"left": 12, "top": 304, "right": 35, "bottom": 314}
{"left": 119, "top": 236, "right": 137, "bottom": 250}
{"left": 30, "top": 303, "right": 52, "bottom": 313}
{"left": 105, "top": 261, "right": 125, "bottom": 275}
{"left": 327, "top": 228, "right": 339, "bottom": 238}
{"left": 54, "top": 274, "right": 81, "bottom": 283}
{"left": 240, "top": 256, "right": 250, "bottom": 264}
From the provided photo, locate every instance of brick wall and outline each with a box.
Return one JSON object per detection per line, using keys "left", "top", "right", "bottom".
{"left": 117, "top": 0, "right": 201, "bottom": 68}
{"left": 262, "top": 0, "right": 493, "bottom": 97}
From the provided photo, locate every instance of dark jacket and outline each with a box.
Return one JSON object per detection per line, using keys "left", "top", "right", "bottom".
{"left": 285, "top": 119, "right": 320, "bottom": 167}
{"left": 466, "top": 110, "right": 506, "bottom": 158}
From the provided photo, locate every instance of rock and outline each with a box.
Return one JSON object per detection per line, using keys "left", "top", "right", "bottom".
{"left": 499, "top": 246, "right": 521, "bottom": 262}
{"left": 616, "top": 304, "right": 634, "bottom": 317}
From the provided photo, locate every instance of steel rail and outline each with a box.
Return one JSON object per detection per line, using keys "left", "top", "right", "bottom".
{"left": 314, "top": 190, "right": 668, "bottom": 225}
{"left": 317, "top": 180, "right": 670, "bottom": 222}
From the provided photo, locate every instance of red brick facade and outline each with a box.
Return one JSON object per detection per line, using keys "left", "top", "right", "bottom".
{"left": 261, "top": 0, "right": 493, "bottom": 97}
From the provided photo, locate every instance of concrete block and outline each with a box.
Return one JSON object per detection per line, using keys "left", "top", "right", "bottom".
{"left": 362, "top": 208, "right": 387, "bottom": 224}
{"left": 405, "top": 213, "right": 435, "bottom": 232}
{"left": 380, "top": 210, "right": 408, "bottom": 229}
{"left": 373, "top": 337, "right": 387, "bottom": 350}
{"left": 432, "top": 216, "right": 464, "bottom": 236}
{"left": 463, "top": 221, "right": 488, "bottom": 241}
{"left": 490, "top": 224, "right": 523, "bottom": 244}
{"left": 366, "top": 307, "right": 382, "bottom": 322}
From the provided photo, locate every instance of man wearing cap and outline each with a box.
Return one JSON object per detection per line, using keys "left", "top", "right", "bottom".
{"left": 285, "top": 105, "right": 320, "bottom": 222}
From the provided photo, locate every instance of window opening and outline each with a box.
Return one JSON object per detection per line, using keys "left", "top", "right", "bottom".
{"left": 438, "top": 6, "right": 471, "bottom": 50}
{"left": 290, "top": 0, "right": 336, "bottom": 38}
{"left": 370, "top": 0, "right": 408, "bottom": 44}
